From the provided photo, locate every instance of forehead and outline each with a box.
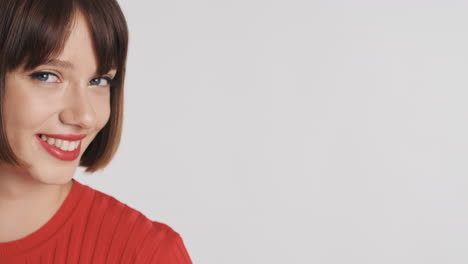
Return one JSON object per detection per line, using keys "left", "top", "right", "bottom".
{"left": 36, "top": 12, "right": 116, "bottom": 76}
{"left": 55, "top": 12, "right": 98, "bottom": 71}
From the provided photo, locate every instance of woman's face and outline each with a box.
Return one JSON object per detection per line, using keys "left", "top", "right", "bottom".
{"left": 2, "top": 12, "right": 116, "bottom": 184}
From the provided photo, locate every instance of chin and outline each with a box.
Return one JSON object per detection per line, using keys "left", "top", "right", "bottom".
{"left": 28, "top": 165, "right": 77, "bottom": 185}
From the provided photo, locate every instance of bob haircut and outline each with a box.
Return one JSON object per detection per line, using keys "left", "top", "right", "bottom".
{"left": 0, "top": 0, "right": 128, "bottom": 173}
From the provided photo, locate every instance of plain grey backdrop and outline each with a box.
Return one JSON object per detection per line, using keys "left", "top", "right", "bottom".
{"left": 75, "top": 0, "right": 468, "bottom": 263}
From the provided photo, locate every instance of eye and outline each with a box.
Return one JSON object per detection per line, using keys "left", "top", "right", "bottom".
{"left": 29, "top": 72, "right": 60, "bottom": 83}
{"left": 89, "top": 77, "right": 113, "bottom": 87}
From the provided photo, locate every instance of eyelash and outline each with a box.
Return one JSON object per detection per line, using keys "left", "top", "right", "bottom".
{"left": 29, "top": 71, "right": 114, "bottom": 86}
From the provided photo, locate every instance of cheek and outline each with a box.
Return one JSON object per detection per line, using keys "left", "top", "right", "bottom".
{"left": 4, "top": 83, "right": 55, "bottom": 134}
{"left": 3, "top": 82, "right": 57, "bottom": 158}
{"left": 92, "top": 93, "right": 111, "bottom": 129}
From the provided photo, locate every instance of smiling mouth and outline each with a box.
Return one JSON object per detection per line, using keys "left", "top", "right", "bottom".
{"left": 36, "top": 134, "right": 83, "bottom": 161}
{"left": 37, "top": 134, "right": 81, "bottom": 150}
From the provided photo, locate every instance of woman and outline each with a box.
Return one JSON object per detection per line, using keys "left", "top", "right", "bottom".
{"left": 0, "top": 0, "right": 192, "bottom": 263}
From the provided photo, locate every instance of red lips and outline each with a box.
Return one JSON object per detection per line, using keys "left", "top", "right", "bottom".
{"left": 36, "top": 134, "right": 83, "bottom": 161}
{"left": 40, "top": 133, "right": 86, "bottom": 141}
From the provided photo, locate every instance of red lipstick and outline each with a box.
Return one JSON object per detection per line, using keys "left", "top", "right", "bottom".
{"left": 40, "top": 133, "right": 86, "bottom": 141}
{"left": 36, "top": 134, "right": 83, "bottom": 161}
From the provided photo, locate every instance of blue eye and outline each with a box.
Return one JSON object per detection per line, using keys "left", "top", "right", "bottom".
{"left": 30, "top": 72, "right": 60, "bottom": 83}
{"left": 90, "top": 77, "right": 113, "bottom": 87}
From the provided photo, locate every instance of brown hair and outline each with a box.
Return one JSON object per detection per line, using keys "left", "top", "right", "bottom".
{"left": 0, "top": 0, "right": 128, "bottom": 172}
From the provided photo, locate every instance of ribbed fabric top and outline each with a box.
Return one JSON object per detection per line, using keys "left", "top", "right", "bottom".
{"left": 0, "top": 179, "right": 192, "bottom": 264}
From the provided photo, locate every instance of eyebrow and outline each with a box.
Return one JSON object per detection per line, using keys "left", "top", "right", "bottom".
{"left": 44, "top": 59, "right": 74, "bottom": 69}
{"left": 42, "top": 59, "right": 117, "bottom": 76}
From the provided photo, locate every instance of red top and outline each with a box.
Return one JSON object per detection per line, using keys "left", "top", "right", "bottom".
{"left": 0, "top": 179, "right": 192, "bottom": 264}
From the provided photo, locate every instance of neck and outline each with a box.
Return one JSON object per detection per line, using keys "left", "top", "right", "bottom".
{"left": 0, "top": 166, "right": 73, "bottom": 243}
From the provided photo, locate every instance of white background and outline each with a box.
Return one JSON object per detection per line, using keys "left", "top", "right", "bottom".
{"left": 76, "top": 0, "right": 468, "bottom": 263}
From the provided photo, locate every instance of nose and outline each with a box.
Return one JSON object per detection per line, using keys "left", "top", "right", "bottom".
{"left": 59, "top": 83, "right": 97, "bottom": 131}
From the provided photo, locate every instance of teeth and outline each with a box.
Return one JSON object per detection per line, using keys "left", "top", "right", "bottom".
{"left": 61, "top": 140, "right": 69, "bottom": 151}
{"left": 47, "top": 137, "right": 55, "bottom": 145}
{"left": 39, "top": 134, "right": 80, "bottom": 152}
{"left": 67, "top": 141, "right": 75, "bottom": 151}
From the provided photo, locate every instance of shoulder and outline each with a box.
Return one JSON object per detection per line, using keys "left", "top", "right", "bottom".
{"left": 135, "top": 222, "right": 192, "bottom": 264}
{"left": 80, "top": 183, "right": 192, "bottom": 263}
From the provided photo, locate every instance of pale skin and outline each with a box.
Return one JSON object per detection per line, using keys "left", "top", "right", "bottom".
{"left": 0, "top": 11, "right": 117, "bottom": 242}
